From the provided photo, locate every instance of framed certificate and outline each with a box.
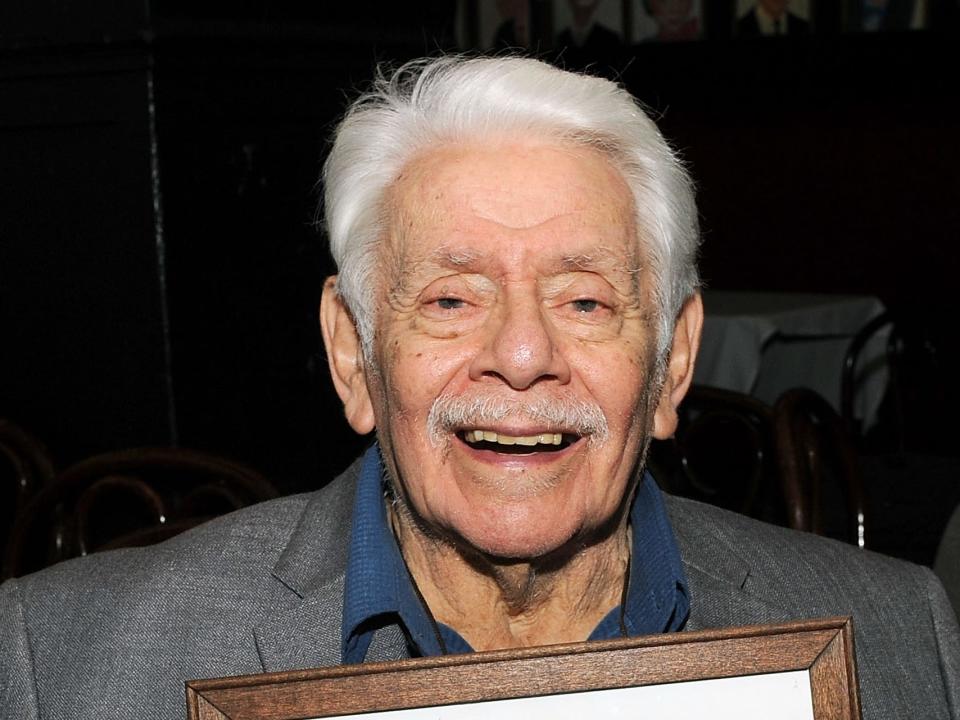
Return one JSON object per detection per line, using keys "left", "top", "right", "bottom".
{"left": 186, "top": 616, "right": 860, "bottom": 720}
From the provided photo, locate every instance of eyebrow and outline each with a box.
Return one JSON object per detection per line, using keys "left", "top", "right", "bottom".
{"left": 415, "top": 245, "right": 644, "bottom": 299}
{"left": 556, "top": 248, "right": 643, "bottom": 277}
{"left": 428, "top": 247, "right": 484, "bottom": 268}
{"left": 424, "top": 246, "right": 638, "bottom": 271}
{"left": 557, "top": 252, "right": 615, "bottom": 272}
{"left": 563, "top": 249, "right": 647, "bottom": 303}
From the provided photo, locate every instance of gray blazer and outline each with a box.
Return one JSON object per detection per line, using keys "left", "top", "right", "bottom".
{"left": 2, "top": 457, "right": 958, "bottom": 719}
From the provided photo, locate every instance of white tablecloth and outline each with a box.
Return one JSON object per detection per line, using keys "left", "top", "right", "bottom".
{"left": 694, "top": 291, "right": 890, "bottom": 428}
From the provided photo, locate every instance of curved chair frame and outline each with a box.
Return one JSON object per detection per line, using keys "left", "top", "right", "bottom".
{"left": 774, "top": 388, "right": 867, "bottom": 547}
{"left": 3, "top": 447, "right": 277, "bottom": 579}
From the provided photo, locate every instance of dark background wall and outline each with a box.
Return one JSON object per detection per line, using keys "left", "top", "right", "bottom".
{"left": 2, "top": 1, "right": 958, "bottom": 494}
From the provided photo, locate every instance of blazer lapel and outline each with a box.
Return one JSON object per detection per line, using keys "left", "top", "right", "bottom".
{"left": 253, "top": 458, "right": 364, "bottom": 672}
{"left": 254, "top": 577, "right": 347, "bottom": 671}
{"left": 682, "top": 564, "right": 792, "bottom": 631}
{"left": 664, "top": 494, "right": 793, "bottom": 632}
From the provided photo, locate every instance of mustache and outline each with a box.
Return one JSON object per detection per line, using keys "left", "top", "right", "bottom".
{"left": 426, "top": 392, "right": 609, "bottom": 446}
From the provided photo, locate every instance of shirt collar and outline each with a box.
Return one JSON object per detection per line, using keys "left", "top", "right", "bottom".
{"left": 590, "top": 470, "right": 690, "bottom": 640}
{"left": 341, "top": 443, "right": 689, "bottom": 662}
{"left": 340, "top": 444, "right": 449, "bottom": 663}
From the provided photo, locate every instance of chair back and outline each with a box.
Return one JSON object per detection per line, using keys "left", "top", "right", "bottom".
{"left": 841, "top": 310, "right": 898, "bottom": 443}
{"left": 0, "top": 419, "right": 56, "bottom": 564}
{"left": 3, "top": 447, "right": 278, "bottom": 579}
{"left": 774, "top": 388, "right": 867, "bottom": 547}
{"left": 649, "top": 385, "right": 785, "bottom": 525}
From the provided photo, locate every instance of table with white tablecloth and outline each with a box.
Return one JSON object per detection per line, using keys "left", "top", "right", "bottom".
{"left": 693, "top": 291, "right": 890, "bottom": 429}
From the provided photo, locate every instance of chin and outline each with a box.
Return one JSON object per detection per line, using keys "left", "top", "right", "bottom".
{"left": 466, "top": 535, "right": 567, "bottom": 563}
{"left": 449, "top": 509, "right": 591, "bottom": 564}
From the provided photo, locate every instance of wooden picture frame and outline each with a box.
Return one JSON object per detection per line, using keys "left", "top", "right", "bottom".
{"left": 186, "top": 616, "right": 861, "bottom": 720}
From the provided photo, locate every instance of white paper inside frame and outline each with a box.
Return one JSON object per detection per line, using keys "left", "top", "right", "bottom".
{"left": 312, "top": 670, "right": 814, "bottom": 720}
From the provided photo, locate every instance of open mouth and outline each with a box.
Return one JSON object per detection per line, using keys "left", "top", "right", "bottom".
{"left": 457, "top": 429, "right": 577, "bottom": 454}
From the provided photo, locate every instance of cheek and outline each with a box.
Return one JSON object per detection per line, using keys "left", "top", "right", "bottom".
{"left": 581, "top": 344, "right": 653, "bottom": 420}
{"left": 375, "top": 338, "right": 479, "bottom": 445}
{"left": 386, "top": 338, "right": 480, "bottom": 401}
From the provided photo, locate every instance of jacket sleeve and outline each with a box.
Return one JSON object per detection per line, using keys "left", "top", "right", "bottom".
{"left": 0, "top": 579, "right": 40, "bottom": 719}
{"left": 927, "top": 569, "right": 960, "bottom": 719}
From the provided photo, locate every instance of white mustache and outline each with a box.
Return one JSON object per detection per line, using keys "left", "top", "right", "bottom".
{"left": 427, "top": 393, "right": 609, "bottom": 447}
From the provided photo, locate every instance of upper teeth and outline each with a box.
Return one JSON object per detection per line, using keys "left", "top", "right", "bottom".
{"left": 463, "top": 430, "right": 563, "bottom": 446}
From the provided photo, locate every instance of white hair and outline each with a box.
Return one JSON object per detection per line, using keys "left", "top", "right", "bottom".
{"left": 322, "top": 55, "right": 700, "bottom": 357}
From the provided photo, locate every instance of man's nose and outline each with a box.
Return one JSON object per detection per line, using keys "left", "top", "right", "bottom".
{"left": 468, "top": 287, "right": 571, "bottom": 390}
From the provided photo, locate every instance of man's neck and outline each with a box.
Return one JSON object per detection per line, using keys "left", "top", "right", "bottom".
{"left": 388, "top": 503, "right": 631, "bottom": 651}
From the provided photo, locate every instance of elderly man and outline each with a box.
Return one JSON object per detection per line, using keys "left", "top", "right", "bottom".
{"left": 1, "top": 56, "right": 957, "bottom": 720}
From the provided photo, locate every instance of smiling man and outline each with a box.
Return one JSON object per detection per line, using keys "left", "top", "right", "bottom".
{"left": 323, "top": 130, "right": 699, "bottom": 654}
{"left": 1, "top": 56, "right": 958, "bottom": 720}
{"left": 318, "top": 58, "right": 703, "bottom": 659}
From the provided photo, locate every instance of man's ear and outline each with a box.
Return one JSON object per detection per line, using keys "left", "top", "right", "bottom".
{"left": 651, "top": 292, "right": 704, "bottom": 440}
{"left": 320, "top": 276, "right": 376, "bottom": 435}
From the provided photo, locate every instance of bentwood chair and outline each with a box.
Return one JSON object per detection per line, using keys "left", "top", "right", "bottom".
{"left": 649, "top": 385, "right": 787, "bottom": 527}
{"left": 840, "top": 311, "right": 899, "bottom": 443}
{"left": 3, "top": 447, "right": 278, "bottom": 579}
{"left": 0, "top": 419, "right": 56, "bottom": 568}
{"left": 774, "top": 388, "right": 867, "bottom": 548}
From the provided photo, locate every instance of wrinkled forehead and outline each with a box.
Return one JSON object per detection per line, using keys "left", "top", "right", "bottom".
{"left": 379, "top": 140, "right": 643, "bottom": 277}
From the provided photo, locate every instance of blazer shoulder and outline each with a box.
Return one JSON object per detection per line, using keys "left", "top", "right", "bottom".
{"left": 0, "top": 460, "right": 362, "bottom": 720}
{"left": 663, "top": 491, "right": 925, "bottom": 585}
{"left": 663, "top": 492, "right": 960, "bottom": 720}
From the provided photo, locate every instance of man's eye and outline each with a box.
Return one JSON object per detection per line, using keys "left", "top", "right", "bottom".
{"left": 571, "top": 299, "right": 601, "bottom": 313}
{"left": 436, "top": 297, "right": 465, "bottom": 310}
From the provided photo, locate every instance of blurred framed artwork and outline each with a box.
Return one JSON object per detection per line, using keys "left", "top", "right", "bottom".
{"left": 456, "top": 0, "right": 555, "bottom": 51}
{"left": 457, "top": 1, "right": 630, "bottom": 70}
{"left": 842, "top": 0, "right": 929, "bottom": 32}
{"left": 632, "top": 0, "right": 705, "bottom": 42}
{"left": 733, "top": 0, "right": 814, "bottom": 36}
{"left": 186, "top": 617, "right": 861, "bottom": 720}
{"left": 550, "top": 0, "right": 627, "bottom": 67}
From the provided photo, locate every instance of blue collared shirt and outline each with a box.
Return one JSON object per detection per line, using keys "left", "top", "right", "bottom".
{"left": 341, "top": 444, "right": 689, "bottom": 663}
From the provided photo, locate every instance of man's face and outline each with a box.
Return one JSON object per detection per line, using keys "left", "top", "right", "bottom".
{"left": 340, "top": 141, "right": 679, "bottom": 560}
